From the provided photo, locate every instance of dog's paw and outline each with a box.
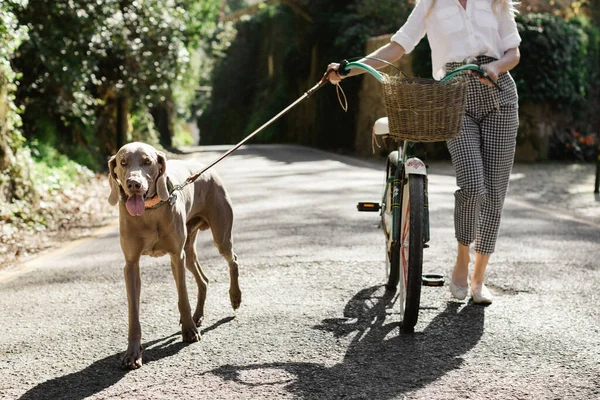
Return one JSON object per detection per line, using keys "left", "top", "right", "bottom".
{"left": 121, "top": 345, "right": 143, "bottom": 370}
{"left": 182, "top": 326, "right": 201, "bottom": 342}
{"left": 230, "top": 289, "right": 242, "bottom": 310}
{"left": 193, "top": 313, "right": 204, "bottom": 327}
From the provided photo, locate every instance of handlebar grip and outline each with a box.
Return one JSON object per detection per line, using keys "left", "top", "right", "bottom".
{"left": 443, "top": 64, "right": 502, "bottom": 91}
{"left": 337, "top": 59, "right": 350, "bottom": 77}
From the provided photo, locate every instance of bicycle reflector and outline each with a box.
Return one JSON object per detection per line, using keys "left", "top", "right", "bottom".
{"left": 357, "top": 202, "right": 381, "bottom": 212}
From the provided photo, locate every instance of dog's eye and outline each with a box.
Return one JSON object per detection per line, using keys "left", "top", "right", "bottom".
{"left": 120, "top": 159, "right": 128, "bottom": 166}
{"left": 143, "top": 158, "right": 151, "bottom": 165}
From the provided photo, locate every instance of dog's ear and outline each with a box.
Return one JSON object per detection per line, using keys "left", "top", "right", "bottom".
{"left": 156, "top": 151, "right": 169, "bottom": 201}
{"left": 107, "top": 155, "right": 120, "bottom": 206}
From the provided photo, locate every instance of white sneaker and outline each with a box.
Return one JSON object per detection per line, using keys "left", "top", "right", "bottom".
{"left": 471, "top": 283, "right": 493, "bottom": 304}
{"left": 449, "top": 280, "right": 468, "bottom": 300}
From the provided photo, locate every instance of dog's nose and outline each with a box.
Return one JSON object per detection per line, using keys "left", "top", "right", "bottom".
{"left": 126, "top": 179, "right": 142, "bottom": 191}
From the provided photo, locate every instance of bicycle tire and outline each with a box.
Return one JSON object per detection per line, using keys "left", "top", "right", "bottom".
{"left": 387, "top": 243, "right": 400, "bottom": 290}
{"left": 383, "top": 152, "right": 400, "bottom": 290}
{"left": 399, "top": 174, "right": 424, "bottom": 333}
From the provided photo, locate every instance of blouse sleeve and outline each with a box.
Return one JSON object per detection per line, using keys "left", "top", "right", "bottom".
{"left": 497, "top": 6, "right": 521, "bottom": 50}
{"left": 390, "top": 0, "right": 430, "bottom": 54}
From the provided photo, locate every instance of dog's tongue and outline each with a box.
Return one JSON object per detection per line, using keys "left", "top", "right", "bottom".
{"left": 125, "top": 194, "right": 145, "bottom": 216}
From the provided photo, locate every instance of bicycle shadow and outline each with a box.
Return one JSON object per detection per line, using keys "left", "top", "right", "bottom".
{"left": 18, "top": 316, "right": 235, "bottom": 400}
{"left": 209, "top": 286, "right": 484, "bottom": 399}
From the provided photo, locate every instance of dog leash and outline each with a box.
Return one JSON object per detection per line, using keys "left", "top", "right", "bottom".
{"left": 140, "top": 70, "right": 336, "bottom": 210}
{"left": 174, "top": 69, "right": 337, "bottom": 190}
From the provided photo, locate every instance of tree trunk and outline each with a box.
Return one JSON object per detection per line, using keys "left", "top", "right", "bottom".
{"left": 0, "top": 80, "right": 14, "bottom": 201}
{"left": 151, "top": 90, "right": 174, "bottom": 149}
{"left": 96, "top": 86, "right": 129, "bottom": 157}
{"left": 116, "top": 93, "right": 129, "bottom": 150}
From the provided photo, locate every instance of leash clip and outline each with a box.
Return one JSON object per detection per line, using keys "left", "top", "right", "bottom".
{"left": 169, "top": 193, "right": 177, "bottom": 205}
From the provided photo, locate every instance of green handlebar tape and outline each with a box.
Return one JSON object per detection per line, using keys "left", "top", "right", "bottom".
{"left": 341, "top": 61, "right": 495, "bottom": 88}
{"left": 441, "top": 63, "right": 483, "bottom": 81}
{"left": 442, "top": 63, "right": 502, "bottom": 90}
{"left": 343, "top": 61, "right": 384, "bottom": 83}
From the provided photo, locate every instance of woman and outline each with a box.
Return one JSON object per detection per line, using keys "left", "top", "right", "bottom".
{"left": 329, "top": 0, "right": 521, "bottom": 304}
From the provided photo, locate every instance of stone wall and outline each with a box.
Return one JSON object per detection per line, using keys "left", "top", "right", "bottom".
{"left": 354, "top": 34, "right": 415, "bottom": 159}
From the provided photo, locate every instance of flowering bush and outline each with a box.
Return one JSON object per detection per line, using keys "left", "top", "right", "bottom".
{"left": 548, "top": 129, "right": 599, "bottom": 162}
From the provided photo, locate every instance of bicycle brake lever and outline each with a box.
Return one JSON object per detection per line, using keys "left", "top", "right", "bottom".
{"left": 472, "top": 64, "right": 503, "bottom": 91}
{"left": 482, "top": 72, "right": 503, "bottom": 91}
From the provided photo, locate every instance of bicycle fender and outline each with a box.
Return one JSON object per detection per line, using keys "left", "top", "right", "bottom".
{"left": 404, "top": 157, "right": 427, "bottom": 176}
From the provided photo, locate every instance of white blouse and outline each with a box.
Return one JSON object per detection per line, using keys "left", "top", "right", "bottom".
{"left": 390, "top": 0, "right": 521, "bottom": 80}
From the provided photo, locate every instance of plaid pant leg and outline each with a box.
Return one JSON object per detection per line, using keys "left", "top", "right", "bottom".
{"left": 447, "top": 114, "right": 487, "bottom": 248}
{"left": 475, "top": 104, "right": 519, "bottom": 254}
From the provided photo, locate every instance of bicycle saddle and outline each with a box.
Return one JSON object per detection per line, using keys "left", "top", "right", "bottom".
{"left": 373, "top": 117, "right": 390, "bottom": 136}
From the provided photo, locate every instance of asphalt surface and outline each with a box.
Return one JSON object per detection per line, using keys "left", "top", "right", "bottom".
{"left": 1, "top": 144, "right": 599, "bottom": 399}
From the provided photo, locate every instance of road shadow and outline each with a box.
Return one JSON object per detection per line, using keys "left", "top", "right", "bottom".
{"left": 208, "top": 286, "right": 484, "bottom": 399}
{"left": 169, "top": 144, "right": 387, "bottom": 170}
{"left": 18, "top": 317, "right": 235, "bottom": 400}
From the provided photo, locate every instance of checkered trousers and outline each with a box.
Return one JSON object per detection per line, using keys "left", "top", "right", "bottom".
{"left": 445, "top": 56, "right": 519, "bottom": 255}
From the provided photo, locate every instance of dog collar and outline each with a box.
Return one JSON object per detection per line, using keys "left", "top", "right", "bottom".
{"left": 144, "top": 178, "right": 175, "bottom": 210}
{"left": 119, "top": 178, "right": 176, "bottom": 210}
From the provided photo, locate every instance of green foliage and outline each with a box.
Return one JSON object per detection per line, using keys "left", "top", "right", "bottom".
{"left": 10, "top": 0, "right": 220, "bottom": 164}
{"left": 512, "top": 12, "right": 599, "bottom": 156}
{"left": 172, "top": 122, "right": 195, "bottom": 147}
{"left": 2, "top": 0, "right": 222, "bottom": 231}
{"left": 513, "top": 13, "right": 590, "bottom": 105}
{"left": 128, "top": 109, "right": 160, "bottom": 147}
{"left": 335, "top": 0, "right": 413, "bottom": 56}
{"left": 0, "top": 0, "right": 28, "bottom": 148}
{"left": 198, "top": 6, "right": 294, "bottom": 145}
{"left": 1, "top": 0, "right": 36, "bottom": 205}
{"left": 198, "top": 0, "right": 387, "bottom": 150}
{"left": 227, "top": 0, "right": 248, "bottom": 12}
{"left": 29, "top": 141, "right": 95, "bottom": 191}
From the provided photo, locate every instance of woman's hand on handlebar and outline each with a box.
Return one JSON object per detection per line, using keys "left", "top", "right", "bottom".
{"left": 327, "top": 63, "right": 344, "bottom": 84}
{"left": 477, "top": 63, "right": 500, "bottom": 88}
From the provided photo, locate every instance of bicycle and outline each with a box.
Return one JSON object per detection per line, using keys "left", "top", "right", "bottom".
{"left": 339, "top": 59, "right": 499, "bottom": 333}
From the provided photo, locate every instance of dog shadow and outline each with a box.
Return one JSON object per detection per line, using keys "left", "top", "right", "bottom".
{"left": 18, "top": 316, "right": 235, "bottom": 400}
{"left": 209, "top": 286, "right": 485, "bottom": 399}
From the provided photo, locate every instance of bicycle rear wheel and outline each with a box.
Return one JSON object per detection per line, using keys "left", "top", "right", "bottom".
{"left": 398, "top": 174, "right": 424, "bottom": 333}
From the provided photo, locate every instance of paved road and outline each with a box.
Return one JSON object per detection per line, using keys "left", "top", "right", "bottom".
{"left": 1, "top": 145, "right": 599, "bottom": 399}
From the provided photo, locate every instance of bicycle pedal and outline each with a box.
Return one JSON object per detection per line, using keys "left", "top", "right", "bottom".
{"left": 422, "top": 274, "right": 445, "bottom": 287}
{"left": 357, "top": 202, "right": 381, "bottom": 212}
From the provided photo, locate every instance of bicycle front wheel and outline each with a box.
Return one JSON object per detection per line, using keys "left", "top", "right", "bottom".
{"left": 398, "top": 174, "right": 424, "bottom": 333}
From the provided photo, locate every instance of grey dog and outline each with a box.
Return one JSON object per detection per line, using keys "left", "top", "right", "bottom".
{"left": 108, "top": 142, "right": 241, "bottom": 369}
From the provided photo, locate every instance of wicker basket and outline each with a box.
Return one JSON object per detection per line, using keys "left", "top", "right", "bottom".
{"left": 381, "top": 74, "right": 468, "bottom": 142}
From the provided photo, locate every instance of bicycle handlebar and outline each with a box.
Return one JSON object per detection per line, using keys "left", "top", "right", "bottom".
{"left": 338, "top": 60, "right": 384, "bottom": 82}
{"left": 336, "top": 60, "right": 502, "bottom": 90}
{"left": 442, "top": 64, "right": 502, "bottom": 90}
